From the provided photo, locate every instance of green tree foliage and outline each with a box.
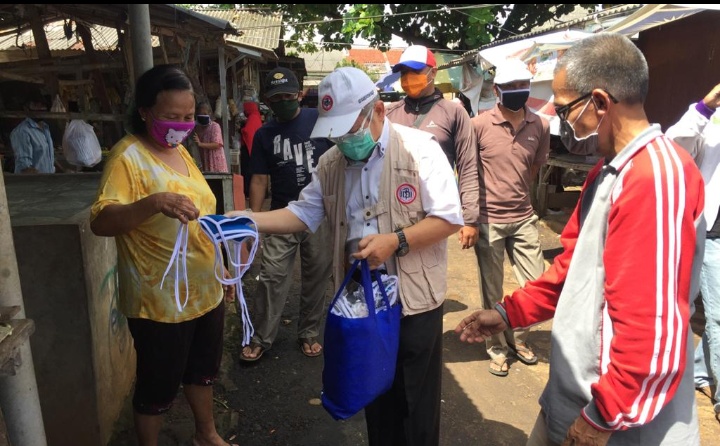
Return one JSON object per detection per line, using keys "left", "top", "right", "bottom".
{"left": 214, "top": 4, "right": 600, "bottom": 52}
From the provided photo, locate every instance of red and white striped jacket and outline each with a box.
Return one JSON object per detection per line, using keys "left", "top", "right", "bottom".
{"left": 500, "top": 125, "right": 705, "bottom": 444}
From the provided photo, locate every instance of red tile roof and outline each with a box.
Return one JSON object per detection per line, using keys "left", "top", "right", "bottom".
{"left": 346, "top": 48, "right": 405, "bottom": 66}
{"left": 385, "top": 49, "right": 404, "bottom": 66}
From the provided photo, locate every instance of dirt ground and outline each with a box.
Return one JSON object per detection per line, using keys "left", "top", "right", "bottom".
{"left": 108, "top": 210, "right": 719, "bottom": 446}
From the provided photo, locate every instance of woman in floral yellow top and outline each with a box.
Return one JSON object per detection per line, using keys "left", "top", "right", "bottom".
{"left": 90, "top": 65, "right": 234, "bottom": 446}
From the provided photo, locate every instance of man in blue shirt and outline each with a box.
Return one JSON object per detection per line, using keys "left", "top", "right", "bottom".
{"left": 10, "top": 99, "right": 55, "bottom": 174}
{"left": 241, "top": 67, "right": 333, "bottom": 361}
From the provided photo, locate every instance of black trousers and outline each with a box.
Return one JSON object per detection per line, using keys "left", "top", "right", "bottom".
{"left": 365, "top": 303, "right": 444, "bottom": 446}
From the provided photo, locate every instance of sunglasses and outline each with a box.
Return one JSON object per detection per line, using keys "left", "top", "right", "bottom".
{"left": 554, "top": 90, "right": 618, "bottom": 122}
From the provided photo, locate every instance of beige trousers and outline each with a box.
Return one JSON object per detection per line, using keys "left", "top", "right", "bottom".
{"left": 474, "top": 214, "right": 546, "bottom": 361}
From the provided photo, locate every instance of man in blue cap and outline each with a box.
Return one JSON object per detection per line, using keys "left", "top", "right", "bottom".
{"left": 386, "top": 45, "right": 481, "bottom": 253}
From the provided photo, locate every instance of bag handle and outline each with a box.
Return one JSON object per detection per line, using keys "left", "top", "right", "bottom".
{"left": 329, "top": 258, "right": 391, "bottom": 314}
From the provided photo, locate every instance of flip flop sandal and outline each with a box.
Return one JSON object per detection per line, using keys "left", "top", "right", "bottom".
{"left": 511, "top": 343, "right": 538, "bottom": 365}
{"left": 488, "top": 357, "right": 509, "bottom": 377}
{"left": 297, "top": 337, "right": 323, "bottom": 358}
{"left": 239, "top": 342, "right": 265, "bottom": 362}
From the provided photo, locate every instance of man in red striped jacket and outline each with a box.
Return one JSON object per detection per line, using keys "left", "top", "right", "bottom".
{"left": 456, "top": 33, "right": 704, "bottom": 445}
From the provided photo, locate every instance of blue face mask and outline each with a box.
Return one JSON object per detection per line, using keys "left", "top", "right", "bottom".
{"left": 335, "top": 110, "right": 377, "bottom": 161}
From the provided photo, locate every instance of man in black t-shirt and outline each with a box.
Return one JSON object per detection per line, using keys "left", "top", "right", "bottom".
{"left": 242, "top": 67, "right": 333, "bottom": 362}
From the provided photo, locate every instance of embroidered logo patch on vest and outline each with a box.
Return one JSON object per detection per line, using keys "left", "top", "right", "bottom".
{"left": 396, "top": 183, "right": 417, "bottom": 205}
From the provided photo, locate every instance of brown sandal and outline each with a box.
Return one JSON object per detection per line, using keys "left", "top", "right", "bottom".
{"left": 239, "top": 342, "right": 265, "bottom": 362}
{"left": 297, "top": 337, "right": 323, "bottom": 357}
{"left": 511, "top": 342, "right": 538, "bottom": 365}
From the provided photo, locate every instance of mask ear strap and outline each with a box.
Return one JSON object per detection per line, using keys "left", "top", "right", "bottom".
{"left": 160, "top": 221, "right": 191, "bottom": 312}
{"left": 198, "top": 215, "right": 260, "bottom": 346}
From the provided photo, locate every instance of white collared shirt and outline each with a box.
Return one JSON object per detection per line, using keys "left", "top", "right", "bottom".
{"left": 288, "top": 117, "right": 463, "bottom": 237}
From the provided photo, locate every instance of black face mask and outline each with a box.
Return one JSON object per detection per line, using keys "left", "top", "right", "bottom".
{"left": 498, "top": 88, "right": 530, "bottom": 112}
{"left": 196, "top": 115, "right": 211, "bottom": 126}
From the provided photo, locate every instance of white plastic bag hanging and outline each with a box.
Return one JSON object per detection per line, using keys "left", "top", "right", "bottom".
{"left": 50, "top": 94, "right": 66, "bottom": 113}
{"left": 62, "top": 120, "right": 102, "bottom": 167}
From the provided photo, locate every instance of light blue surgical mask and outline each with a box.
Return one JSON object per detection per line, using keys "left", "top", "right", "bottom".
{"left": 334, "top": 110, "right": 377, "bottom": 161}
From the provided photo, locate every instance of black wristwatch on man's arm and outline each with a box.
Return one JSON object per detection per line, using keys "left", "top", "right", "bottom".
{"left": 394, "top": 229, "right": 409, "bottom": 257}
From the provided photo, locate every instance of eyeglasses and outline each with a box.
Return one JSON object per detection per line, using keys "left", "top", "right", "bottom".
{"left": 554, "top": 90, "right": 618, "bottom": 122}
{"left": 266, "top": 93, "right": 298, "bottom": 103}
{"left": 329, "top": 110, "right": 373, "bottom": 144}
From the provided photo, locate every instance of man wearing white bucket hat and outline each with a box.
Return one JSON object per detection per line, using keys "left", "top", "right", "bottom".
{"left": 468, "top": 58, "right": 551, "bottom": 377}
{"left": 227, "top": 66, "right": 463, "bottom": 445}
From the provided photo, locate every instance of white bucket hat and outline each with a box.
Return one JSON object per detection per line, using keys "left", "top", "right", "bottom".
{"left": 493, "top": 58, "right": 533, "bottom": 85}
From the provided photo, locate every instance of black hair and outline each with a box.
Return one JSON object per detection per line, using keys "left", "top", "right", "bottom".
{"left": 196, "top": 100, "right": 212, "bottom": 114}
{"left": 127, "top": 64, "right": 194, "bottom": 135}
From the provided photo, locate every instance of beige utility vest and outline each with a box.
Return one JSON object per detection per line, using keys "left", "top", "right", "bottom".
{"left": 316, "top": 124, "right": 448, "bottom": 316}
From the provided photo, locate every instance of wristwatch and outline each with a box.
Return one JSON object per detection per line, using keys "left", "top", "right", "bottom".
{"left": 394, "top": 229, "right": 409, "bottom": 257}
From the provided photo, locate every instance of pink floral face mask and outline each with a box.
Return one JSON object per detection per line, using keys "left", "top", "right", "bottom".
{"left": 148, "top": 112, "right": 195, "bottom": 148}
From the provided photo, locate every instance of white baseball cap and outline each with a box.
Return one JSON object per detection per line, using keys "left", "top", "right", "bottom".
{"left": 311, "top": 67, "right": 378, "bottom": 139}
{"left": 493, "top": 58, "right": 533, "bottom": 85}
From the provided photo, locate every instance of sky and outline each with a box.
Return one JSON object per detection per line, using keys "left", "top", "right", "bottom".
{"left": 352, "top": 34, "right": 408, "bottom": 49}
{"left": 284, "top": 27, "right": 408, "bottom": 51}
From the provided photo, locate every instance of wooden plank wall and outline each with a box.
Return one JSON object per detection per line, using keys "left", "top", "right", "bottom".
{"left": 637, "top": 10, "right": 720, "bottom": 131}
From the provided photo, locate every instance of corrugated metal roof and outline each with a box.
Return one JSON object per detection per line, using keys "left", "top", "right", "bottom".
{"left": 0, "top": 5, "right": 238, "bottom": 38}
{"left": 0, "top": 20, "right": 159, "bottom": 52}
{"left": 190, "top": 8, "right": 282, "bottom": 51}
{"left": 439, "top": 4, "right": 643, "bottom": 69}
{"left": 0, "top": 7, "right": 277, "bottom": 55}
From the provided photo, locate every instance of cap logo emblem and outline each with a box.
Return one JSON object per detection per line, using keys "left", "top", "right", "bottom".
{"left": 273, "top": 73, "right": 285, "bottom": 80}
{"left": 396, "top": 183, "right": 417, "bottom": 205}
{"left": 321, "top": 95, "right": 334, "bottom": 111}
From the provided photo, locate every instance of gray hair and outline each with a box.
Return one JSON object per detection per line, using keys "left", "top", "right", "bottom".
{"left": 554, "top": 33, "right": 648, "bottom": 104}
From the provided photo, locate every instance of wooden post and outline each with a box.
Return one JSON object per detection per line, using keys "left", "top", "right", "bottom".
{"left": 27, "top": 5, "right": 58, "bottom": 97}
{"left": 128, "top": 4, "right": 154, "bottom": 81}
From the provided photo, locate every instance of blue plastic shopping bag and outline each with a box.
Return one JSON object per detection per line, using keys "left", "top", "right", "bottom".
{"left": 321, "top": 258, "right": 402, "bottom": 420}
